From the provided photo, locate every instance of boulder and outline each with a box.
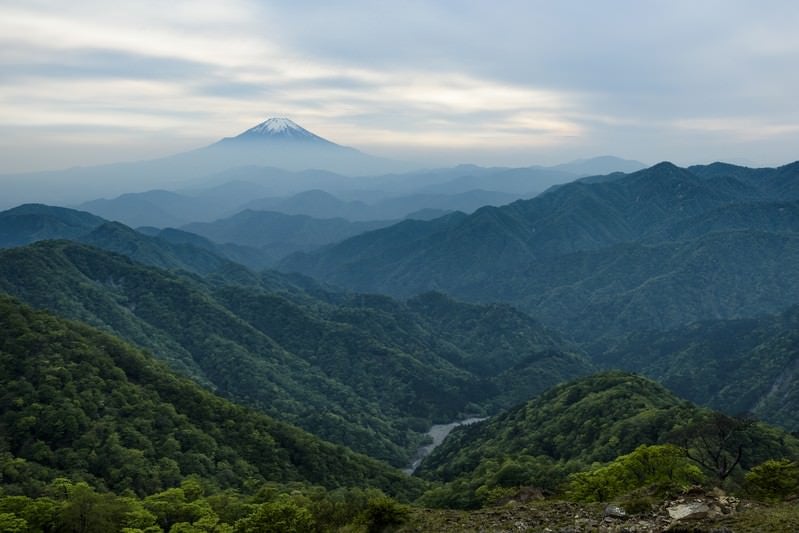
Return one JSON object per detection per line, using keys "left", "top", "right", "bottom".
{"left": 667, "top": 501, "right": 710, "bottom": 520}
{"left": 603, "top": 504, "right": 627, "bottom": 519}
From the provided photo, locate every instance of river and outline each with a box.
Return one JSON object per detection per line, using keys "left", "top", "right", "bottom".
{"left": 403, "top": 417, "right": 486, "bottom": 474}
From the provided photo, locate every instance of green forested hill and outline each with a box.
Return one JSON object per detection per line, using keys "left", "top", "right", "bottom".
{"left": 0, "top": 241, "right": 591, "bottom": 467}
{"left": 280, "top": 162, "right": 799, "bottom": 339}
{"left": 0, "top": 241, "right": 437, "bottom": 465}
{"left": 0, "top": 295, "right": 422, "bottom": 498}
{"left": 415, "top": 373, "right": 799, "bottom": 508}
{"left": 592, "top": 306, "right": 799, "bottom": 430}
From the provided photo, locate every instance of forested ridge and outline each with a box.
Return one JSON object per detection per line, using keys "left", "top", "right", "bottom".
{"left": 591, "top": 305, "right": 799, "bottom": 431}
{"left": 0, "top": 239, "right": 591, "bottom": 467}
{"left": 281, "top": 161, "right": 799, "bottom": 339}
{"left": 0, "top": 294, "right": 422, "bottom": 496}
{"left": 415, "top": 373, "right": 799, "bottom": 509}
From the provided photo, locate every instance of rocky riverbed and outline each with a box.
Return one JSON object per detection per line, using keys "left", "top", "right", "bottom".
{"left": 404, "top": 417, "right": 485, "bottom": 474}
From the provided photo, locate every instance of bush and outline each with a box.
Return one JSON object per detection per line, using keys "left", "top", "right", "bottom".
{"left": 745, "top": 459, "right": 799, "bottom": 501}
{"left": 566, "top": 444, "right": 703, "bottom": 502}
{"left": 358, "top": 494, "right": 409, "bottom": 533}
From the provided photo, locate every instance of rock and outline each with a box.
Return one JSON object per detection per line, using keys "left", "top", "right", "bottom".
{"left": 667, "top": 501, "right": 710, "bottom": 520}
{"left": 603, "top": 504, "right": 626, "bottom": 519}
{"left": 604, "top": 504, "right": 627, "bottom": 519}
{"left": 717, "top": 495, "right": 739, "bottom": 513}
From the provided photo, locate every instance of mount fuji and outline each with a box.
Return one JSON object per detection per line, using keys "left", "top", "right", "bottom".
{"left": 0, "top": 118, "right": 413, "bottom": 208}
{"left": 223, "top": 117, "right": 334, "bottom": 143}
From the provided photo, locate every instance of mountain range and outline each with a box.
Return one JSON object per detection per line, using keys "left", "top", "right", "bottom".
{"left": 4, "top": 116, "right": 799, "bottom": 529}
{"left": 280, "top": 161, "right": 799, "bottom": 339}
{"left": 0, "top": 118, "right": 411, "bottom": 208}
{"left": 0, "top": 224, "right": 592, "bottom": 466}
{"left": 1, "top": 117, "right": 645, "bottom": 219}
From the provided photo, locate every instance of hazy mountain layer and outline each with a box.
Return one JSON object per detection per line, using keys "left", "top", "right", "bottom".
{"left": 280, "top": 161, "right": 799, "bottom": 338}
{"left": 181, "top": 209, "right": 396, "bottom": 249}
{"left": 0, "top": 118, "right": 413, "bottom": 208}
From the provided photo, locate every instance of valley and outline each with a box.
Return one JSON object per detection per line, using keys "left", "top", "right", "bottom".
{"left": 2, "top": 119, "right": 799, "bottom": 532}
{"left": 403, "top": 417, "right": 486, "bottom": 475}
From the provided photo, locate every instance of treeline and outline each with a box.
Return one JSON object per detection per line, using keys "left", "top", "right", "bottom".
{"left": 0, "top": 478, "right": 410, "bottom": 533}
{"left": 415, "top": 373, "right": 799, "bottom": 508}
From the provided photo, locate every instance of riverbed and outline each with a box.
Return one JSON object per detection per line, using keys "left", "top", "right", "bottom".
{"left": 404, "top": 417, "right": 486, "bottom": 474}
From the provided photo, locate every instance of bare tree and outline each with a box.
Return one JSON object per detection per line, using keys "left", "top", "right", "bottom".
{"left": 671, "top": 412, "right": 753, "bottom": 482}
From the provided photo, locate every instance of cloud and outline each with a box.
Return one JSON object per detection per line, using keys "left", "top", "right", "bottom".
{"left": 1, "top": 0, "right": 798, "bottom": 172}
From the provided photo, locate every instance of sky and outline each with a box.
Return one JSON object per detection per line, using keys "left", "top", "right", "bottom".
{"left": 1, "top": 0, "right": 799, "bottom": 173}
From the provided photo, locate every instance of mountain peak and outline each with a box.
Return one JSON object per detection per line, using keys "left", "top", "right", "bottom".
{"left": 233, "top": 117, "right": 333, "bottom": 144}
{"left": 249, "top": 117, "right": 303, "bottom": 134}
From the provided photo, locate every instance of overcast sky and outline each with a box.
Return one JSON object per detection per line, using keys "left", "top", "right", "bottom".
{"left": 1, "top": 0, "right": 798, "bottom": 172}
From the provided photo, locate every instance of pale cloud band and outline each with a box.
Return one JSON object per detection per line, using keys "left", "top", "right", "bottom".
{"left": 1, "top": 0, "right": 798, "bottom": 172}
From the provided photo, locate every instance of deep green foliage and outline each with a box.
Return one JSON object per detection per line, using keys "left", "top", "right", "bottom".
{"left": 357, "top": 494, "right": 410, "bottom": 533}
{"left": 414, "top": 373, "right": 799, "bottom": 508}
{"left": 592, "top": 305, "right": 799, "bottom": 431}
{"left": 565, "top": 445, "right": 703, "bottom": 502}
{"left": 0, "top": 479, "right": 408, "bottom": 533}
{"left": 0, "top": 295, "right": 422, "bottom": 498}
{"left": 0, "top": 241, "right": 590, "bottom": 466}
{"left": 233, "top": 498, "right": 314, "bottom": 533}
{"left": 745, "top": 459, "right": 799, "bottom": 501}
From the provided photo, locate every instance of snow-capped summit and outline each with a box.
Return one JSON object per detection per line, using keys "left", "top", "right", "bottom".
{"left": 233, "top": 117, "right": 332, "bottom": 144}
{"left": 193, "top": 117, "right": 412, "bottom": 176}
{"left": 249, "top": 117, "right": 303, "bottom": 134}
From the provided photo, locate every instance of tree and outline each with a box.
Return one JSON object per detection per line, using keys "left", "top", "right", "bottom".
{"left": 0, "top": 513, "right": 28, "bottom": 533}
{"left": 671, "top": 413, "right": 753, "bottom": 482}
{"left": 566, "top": 444, "right": 703, "bottom": 502}
{"left": 57, "top": 482, "right": 131, "bottom": 533}
{"left": 234, "top": 499, "right": 314, "bottom": 533}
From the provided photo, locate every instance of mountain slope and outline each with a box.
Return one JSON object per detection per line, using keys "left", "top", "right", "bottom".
{"left": 0, "top": 241, "right": 430, "bottom": 464}
{"left": 0, "top": 241, "right": 591, "bottom": 466}
{"left": 181, "top": 209, "right": 396, "bottom": 250}
{"left": 0, "top": 204, "right": 105, "bottom": 247}
{"left": 415, "top": 373, "right": 799, "bottom": 507}
{"left": 551, "top": 155, "right": 647, "bottom": 176}
{"left": 280, "top": 161, "right": 799, "bottom": 338}
{"left": 198, "top": 118, "right": 406, "bottom": 177}
{"left": 78, "top": 189, "right": 217, "bottom": 228}
{"left": 239, "top": 188, "right": 520, "bottom": 221}
{"left": 0, "top": 204, "right": 276, "bottom": 277}
{"left": 593, "top": 305, "right": 799, "bottom": 430}
{"left": 0, "top": 294, "right": 421, "bottom": 497}
{"left": 80, "top": 221, "right": 260, "bottom": 283}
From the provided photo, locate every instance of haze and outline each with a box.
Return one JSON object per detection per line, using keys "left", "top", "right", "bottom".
{"left": 1, "top": 0, "right": 799, "bottom": 173}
